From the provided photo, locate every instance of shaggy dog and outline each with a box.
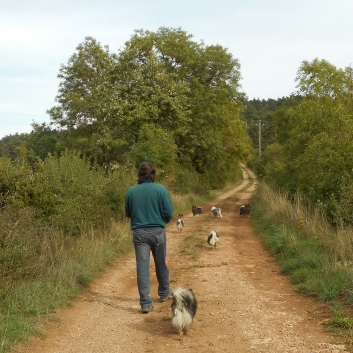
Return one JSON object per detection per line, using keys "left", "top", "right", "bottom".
{"left": 176, "top": 214, "right": 185, "bottom": 233}
{"left": 192, "top": 205, "right": 203, "bottom": 217}
{"left": 207, "top": 230, "right": 220, "bottom": 249}
{"left": 211, "top": 206, "right": 222, "bottom": 218}
{"left": 171, "top": 287, "right": 198, "bottom": 340}
{"left": 239, "top": 204, "right": 250, "bottom": 217}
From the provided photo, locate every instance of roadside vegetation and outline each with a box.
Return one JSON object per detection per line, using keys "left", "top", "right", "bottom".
{"left": 244, "top": 59, "right": 353, "bottom": 348}
{"left": 248, "top": 59, "right": 353, "bottom": 227}
{"left": 251, "top": 183, "right": 353, "bottom": 347}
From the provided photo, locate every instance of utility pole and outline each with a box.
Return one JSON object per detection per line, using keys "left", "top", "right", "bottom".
{"left": 258, "top": 119, "right": 262, "bottom": 156}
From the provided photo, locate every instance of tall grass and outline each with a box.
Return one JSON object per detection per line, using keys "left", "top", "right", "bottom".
{"left": 0, "top": 215, "right": 133, "bottom": 353}
{"left": 0, "top": 151, "right": 137, "bottom": 352}
{"left": 170, "top": 192, "right": 210, "bottom": 217}
{"left": 252, "top": 183, "right": 353, "bottom": 304}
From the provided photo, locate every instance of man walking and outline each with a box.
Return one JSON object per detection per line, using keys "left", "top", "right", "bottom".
{"left": 125, "top": 161, "right": 173, "bottom": 313}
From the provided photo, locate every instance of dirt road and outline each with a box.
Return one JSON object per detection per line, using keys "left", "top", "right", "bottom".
{"left": 14, "top": 165, "right": 347, "bottom": 353}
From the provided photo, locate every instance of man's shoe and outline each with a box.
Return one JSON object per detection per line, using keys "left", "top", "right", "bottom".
{"left": 160, "top": 292, "right": 171, "bottom": 302}
{"left": 141, "top": 305, "right": 154, "bottom": 313}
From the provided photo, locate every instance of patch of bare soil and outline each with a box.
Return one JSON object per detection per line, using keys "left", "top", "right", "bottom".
{"left": 13, "top": 165, "right": 348, "bottom": 353}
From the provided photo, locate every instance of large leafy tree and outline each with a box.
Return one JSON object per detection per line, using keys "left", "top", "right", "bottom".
{"left": 47, "top": 28, "right": 251, "bottom": 188}
{"left": 263, "top": 59, "right": 353, "bottom": 223}
{"left": 291, "top": 60, "right": 353, "bottom": 201}
{"left": 47, "top": 37, "right": 121, "bottom": 165}
{"left": 109, "top": 41, "right": 191, "bottom": 147}
{"left": 48, "top": 37, "right": 115, "bottom": 129}
{"left": 48, "top": 35, "right": 190, "bottom": 166}
{"left": 115, "top": 28, "right": 250, "bottom": 180}
{"left": 127, "top": 123, "right": 178, "bottom": 174}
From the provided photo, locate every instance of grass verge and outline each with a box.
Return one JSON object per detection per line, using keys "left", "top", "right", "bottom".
{"left": 251, "top": 183, "right": 353, "bottom": 348}
{"left": 0, "top": 220, "right": 133, "bottom": 353}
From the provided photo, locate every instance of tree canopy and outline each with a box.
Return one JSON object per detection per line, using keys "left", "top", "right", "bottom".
{"left": 44, "top": 28, "right": 251, "bottom": 189}
{"left": 258, "top": 58, "right": 353, "bottom": 224}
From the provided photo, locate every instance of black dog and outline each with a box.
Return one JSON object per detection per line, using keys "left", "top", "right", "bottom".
{"left": 240, "top": 204, "right": 250, "bottom": 217}
{"left": 192, "top": 205, "right": 203, "bottom": 217}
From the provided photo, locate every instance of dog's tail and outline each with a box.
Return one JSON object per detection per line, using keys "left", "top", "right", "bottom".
{"left": 207, "top": 231, "right": 214, "bottom": 245}
{"left": 172, "top": 287, "right": 197, "bottom": 317}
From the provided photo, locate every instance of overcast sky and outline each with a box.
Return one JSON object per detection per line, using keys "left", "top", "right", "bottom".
{"left": 1, "top": 0, "right": 352, "bottom": 139}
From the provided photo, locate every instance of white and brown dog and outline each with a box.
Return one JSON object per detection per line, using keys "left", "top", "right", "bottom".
{"left": 207, "top": 230, "right": 220, "bottom": 249}
{"left": 171, "top": 287, "right": 198, "bottom": 340}
{"left": 176, "top": 214, "right": 185, "bottom": 233}
{"left": 211, "top": 206, "right": 222, "bottom": 218}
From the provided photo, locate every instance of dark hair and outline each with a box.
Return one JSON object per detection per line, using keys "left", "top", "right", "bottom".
{"left": 137, "top": 161, "right": 156, "bottom": 184}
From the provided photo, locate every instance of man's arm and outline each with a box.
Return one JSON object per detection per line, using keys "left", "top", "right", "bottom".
{"left": 162, "top": 190, "right": 173, "bottom": 223}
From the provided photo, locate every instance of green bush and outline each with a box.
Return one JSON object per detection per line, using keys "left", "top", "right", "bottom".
{"left": 0, "top": 150, "right": 136, "bottom": 234}
{"left": 170, "top": 166, "right": 201, "bottom": 194}
{"left": 0, "top": 153, "right": 37, "bottom": 209}
{"left": 0, "top": 208, "right": 46, "bottom": 282}
{"left": 252, "top": 182, "right": 353, "bottom": 304}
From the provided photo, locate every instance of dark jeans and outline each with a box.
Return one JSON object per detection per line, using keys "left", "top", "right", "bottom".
{"left": 132, "top": 227, "right": 170, "bottom": 307}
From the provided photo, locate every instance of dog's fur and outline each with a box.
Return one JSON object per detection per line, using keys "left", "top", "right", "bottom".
{"left": 207, "top": 230, "right": 220, "bottom": 249}
{"left": 192, "top": 205, "right": 203, "bottom": 217}
{"left": 176, "top": 214, "right": 185, "bottom": 233}
{"left": 171, "top": 287, "right": 198, "bottom": 340}
{"left": 239, "top": 204, "right": 250, "bottom": 217}
{"left": 211, "top": 206, "right": 222, "bottom": 218}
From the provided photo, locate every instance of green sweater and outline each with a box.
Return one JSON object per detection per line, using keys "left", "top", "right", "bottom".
{"left": 125, "top": 180, "right": 173, "bottom": 230}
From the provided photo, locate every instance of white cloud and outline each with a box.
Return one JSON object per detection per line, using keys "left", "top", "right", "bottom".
{"left": 1, "top": 0, "right": 353, "bottom": 138}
